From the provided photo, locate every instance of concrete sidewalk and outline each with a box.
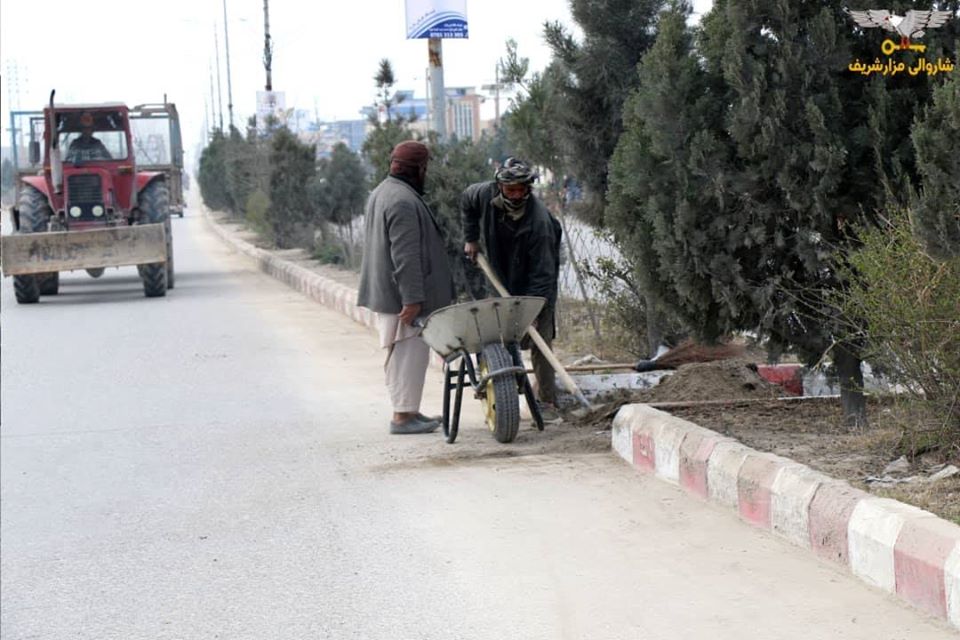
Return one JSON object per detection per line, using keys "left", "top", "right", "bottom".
{"left": 203, "top": 206, "right": 960, "bottom": 633}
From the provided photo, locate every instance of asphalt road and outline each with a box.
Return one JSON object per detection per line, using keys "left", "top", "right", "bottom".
{"left": 1, "top": 206, "right": 955, "bottom": 640}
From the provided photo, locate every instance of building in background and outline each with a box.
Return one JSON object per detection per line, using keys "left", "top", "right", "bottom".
{"left": 307, "top": 119, "right": 372, "bottom": 159}
{"left": 444, "top": 87, "right": 482, "bottom": 142}
{"left": 359, "top": 86, "right": 485, "bottom": 142}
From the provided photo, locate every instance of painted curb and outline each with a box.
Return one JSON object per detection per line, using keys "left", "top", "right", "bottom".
{"left": 613, "top": 403, "right": 960, "bottom": 630}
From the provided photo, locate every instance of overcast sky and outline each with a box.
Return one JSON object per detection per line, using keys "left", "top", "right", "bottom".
{"left": 0, "top": 0, "right": 712, "bottom": 165}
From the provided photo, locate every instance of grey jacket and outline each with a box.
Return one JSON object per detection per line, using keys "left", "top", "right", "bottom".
{"left": 357, "top": 176, "right": 454, "bottom": 316}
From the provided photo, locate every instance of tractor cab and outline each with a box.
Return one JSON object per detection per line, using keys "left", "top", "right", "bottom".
{"left": 38, "top": 105, "right": 140, "bottom": 231}
{"left": 59, "top": 108, "right": 129, "bottom": 164}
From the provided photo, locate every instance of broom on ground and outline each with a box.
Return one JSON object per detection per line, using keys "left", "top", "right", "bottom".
{"left": 633, "top": 340, "right": 745, "bottom": 372}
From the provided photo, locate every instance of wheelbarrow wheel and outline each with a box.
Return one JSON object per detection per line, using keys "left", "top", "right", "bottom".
{"left": 479, "top": 343, "right": 521, "bottom": 443}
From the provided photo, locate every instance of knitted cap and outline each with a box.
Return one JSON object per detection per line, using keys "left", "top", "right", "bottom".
{"left": 390, "top": 140, "right": 430, "bottom": 170}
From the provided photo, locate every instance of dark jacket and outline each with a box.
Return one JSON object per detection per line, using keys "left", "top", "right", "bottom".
{"left": 461, "top": 181, "right": 561, "bottom": 305}
{"left": 357, "top": 176, "right": 454, "bottom": 316}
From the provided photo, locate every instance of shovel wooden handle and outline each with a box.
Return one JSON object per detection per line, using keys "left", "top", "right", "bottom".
{"left": 476, "top": 254, "right": 593, "bottom": 409}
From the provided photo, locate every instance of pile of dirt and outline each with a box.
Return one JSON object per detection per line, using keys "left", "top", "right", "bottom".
{"left": 636, "top": 358, "right": 783, "bottom": 403}
{"left": 561, "top": 358, "right": 783, "bottom": 431}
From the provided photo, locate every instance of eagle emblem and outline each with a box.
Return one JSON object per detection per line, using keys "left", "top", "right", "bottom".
{"left": 846, "top": 9, "right": 953, "bottom": 46}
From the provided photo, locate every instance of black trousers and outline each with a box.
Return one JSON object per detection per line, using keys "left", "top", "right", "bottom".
{"left": 520, "top": 305, "right": 557, "bottom": 404}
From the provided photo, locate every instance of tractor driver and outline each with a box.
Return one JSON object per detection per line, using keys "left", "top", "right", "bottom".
{"left": 66, "top": 112, "right": 112, "bottom": 162}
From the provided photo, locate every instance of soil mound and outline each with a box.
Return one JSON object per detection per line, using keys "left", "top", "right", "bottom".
{"left": 639, "top": 358, "right": 783, "bottom": 403}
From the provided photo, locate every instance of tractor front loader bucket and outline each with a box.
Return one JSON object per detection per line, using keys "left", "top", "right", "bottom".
{"left": 1, "top": 224, "right": 167, "bottom": 276}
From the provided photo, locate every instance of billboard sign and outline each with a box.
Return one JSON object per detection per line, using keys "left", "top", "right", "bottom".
{"left": 256, "top": 91, "right": 287, "bottom": 130}
{"left": 405, "top": 0, "right": 468, "bottom": 39}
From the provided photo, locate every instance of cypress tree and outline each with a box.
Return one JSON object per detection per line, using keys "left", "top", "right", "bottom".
{"left": 542, "top": 0, "right": 667, "bottom": 216}
{"left": 912, "top": 69, "right": 960, "bottom": 258}
{"left": 268, "top": 127, "right": 315, "bottom": 249}
{"left": 198, "top": 130, "right": 232, "bottom": 213}
{"left": 608, "top": 0, "right": 958, "bottom": 424}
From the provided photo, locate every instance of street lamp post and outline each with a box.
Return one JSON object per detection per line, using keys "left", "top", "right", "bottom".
{"left": 222, "top": 0, "right": 235, "bottom": 130}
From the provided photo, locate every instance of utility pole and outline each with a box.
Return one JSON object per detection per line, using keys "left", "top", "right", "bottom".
{"left": 214, "top": 23, "right": 224, "bottom": 131}
{"left": 428, "top": 38, "right": 446, "bottom": 141}
{"left": 482, "top": 63, "right": 507, "bottom": 130}
{"left": 209, "top": 64, "right": 217, "bottom": 136}
{"left": 424, "top": 67, "right": 431, "bottom": 131}
{"left": 222, "top": 0, "right": 235, "bottom": 130}
{"left": 263, "top": 0, "right": 273, "bottom": 91}
{"left": 494, "top": 64, "right": 501, "bottom": 129}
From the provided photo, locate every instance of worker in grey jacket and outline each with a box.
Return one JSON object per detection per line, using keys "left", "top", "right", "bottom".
{"left": 357, "top": 140, "right": 455, "bottom": 434}
{"left": 462, "top": 158, "right": 562, "bottom": 420}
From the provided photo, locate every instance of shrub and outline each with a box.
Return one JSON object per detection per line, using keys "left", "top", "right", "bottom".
{"left": 245, "top": 189, "right": 272, "bottom": 243}
{"left": 836, "top": 210, "right": 960, "bottom": 455}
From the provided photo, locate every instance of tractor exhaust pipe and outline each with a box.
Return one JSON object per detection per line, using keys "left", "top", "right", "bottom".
{"left": 48, "top": 90, "right": 63, "bottom": 194}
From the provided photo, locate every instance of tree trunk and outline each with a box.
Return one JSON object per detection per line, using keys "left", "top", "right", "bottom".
{"left": 645, "top": 295, "right": 664, "bottom": 358}
{"left": 835, "top": 344, "right": 867, "bottom": 429}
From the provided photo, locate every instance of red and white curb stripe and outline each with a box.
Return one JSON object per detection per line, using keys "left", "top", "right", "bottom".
{"left": 613, "top": 403, "right": 960, "bottom": 629}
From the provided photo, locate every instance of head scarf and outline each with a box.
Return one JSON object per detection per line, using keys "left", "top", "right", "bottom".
{"left": 493, "top": 157, "right": 537, "bottom": 220}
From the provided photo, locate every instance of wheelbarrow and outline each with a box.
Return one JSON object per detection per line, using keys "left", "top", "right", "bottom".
{"left": 419, "top": 296, "right": 547, "bottom": 444}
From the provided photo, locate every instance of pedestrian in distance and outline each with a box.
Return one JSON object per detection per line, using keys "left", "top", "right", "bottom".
{"left": 357, "top": 140, "right": 455, "bottom": 435}
{"left": 461, "top": 157, "right": 563, "bottom": 422}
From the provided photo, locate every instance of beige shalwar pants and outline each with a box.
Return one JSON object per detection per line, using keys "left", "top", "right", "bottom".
{"left": 376, "top": 313, "right": 430, "bottom": 413}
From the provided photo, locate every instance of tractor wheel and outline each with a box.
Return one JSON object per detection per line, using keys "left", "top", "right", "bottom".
{"left": 478, "top": 343, "right": 521, "bottom": 444}
{"left": 137, "top": 180, "right": 169, "bottom": 298}
{"left": 39, "top": 272, "right": 60, "bottom": 295}
{"left": 14, "top": 276, "right": 40, "bottom": 304}
{"left": 164, "top": 218, "right": 175, "bottom": 289}
{"left": 12, "top": 185, "right": 53, "bottom": 304}
{"left": 86, "top": 268, "right": 105, "bottom": 278}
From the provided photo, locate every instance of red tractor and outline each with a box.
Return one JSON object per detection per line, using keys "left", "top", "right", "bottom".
{"left": 2, "top": 92, "right": 173, "bottom": 303}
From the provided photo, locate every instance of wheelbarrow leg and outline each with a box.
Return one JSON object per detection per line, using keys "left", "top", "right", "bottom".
{"left": 442, "top": 364, "right": 454, "bottom": 439}
{"left": 509, "top": 343, "right": 544, "bottom": 431}
{"left": 448, "top": 357, "right": 467, "bottom": 444}
{"left": 524, "top": 377, "right": 544, "bottom": 431}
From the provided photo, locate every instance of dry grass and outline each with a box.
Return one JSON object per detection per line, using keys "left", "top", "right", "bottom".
{"left": 875, "top": 477, "right": 960, "bottom": 525}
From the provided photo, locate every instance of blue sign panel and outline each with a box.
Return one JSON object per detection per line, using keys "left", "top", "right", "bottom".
{"left": 405, "top": 0, "right": 468, "bottom": 39}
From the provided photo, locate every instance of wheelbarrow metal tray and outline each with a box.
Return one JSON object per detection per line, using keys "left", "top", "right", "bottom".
{"left": 421, "top": 296, "right": 546, "bottom": 357}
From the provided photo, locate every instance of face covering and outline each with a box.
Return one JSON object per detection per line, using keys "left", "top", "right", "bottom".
{"left": 492, "top": 186, "right": 529, "bottom": 220}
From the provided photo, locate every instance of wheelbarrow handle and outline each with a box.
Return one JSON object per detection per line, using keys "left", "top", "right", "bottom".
{"left": 475, "top": 254, "right": 593, "bottom": 410}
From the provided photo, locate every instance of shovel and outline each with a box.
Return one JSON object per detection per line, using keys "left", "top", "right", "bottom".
{"left": 475, "top": 253, "right": 593, "bottom": 410}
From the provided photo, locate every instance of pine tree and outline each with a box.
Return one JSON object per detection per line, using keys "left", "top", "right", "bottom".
{"left": 541, "top": 0, "right": 666, "bottom": 215}
{"left": 608, "top": 2, "right": 730, "bottom": 342}
{"left": 499, "top": 39, "right": 564, "bottom": 176}
{"left": 268, "top": 127, "right": 315, "bottom": 249}
{"left": 912, "top": 70, "right": 960, "bottom": 258}
{"left": 311, "top": 143, "right": 365, "bottom": 226}
{"left": 198, "top": 130, "right": 232, "bottom": 213}
{"left": 362, "top": 59, "right": 416, "bottom": 182}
